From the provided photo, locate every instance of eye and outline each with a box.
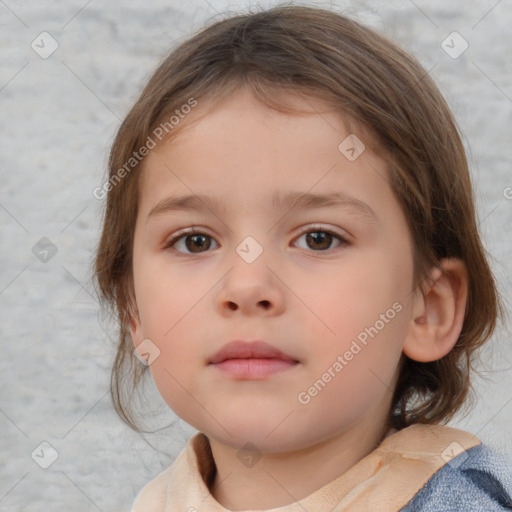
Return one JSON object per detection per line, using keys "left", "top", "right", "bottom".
{"left": 163, "top": 228, "right": 219, "bottom": 255}
{"left": 293, "top": 226, "right": 350, "bottom": 252}
{"left": 163, "top": 225, "right": 350, "bottom": 256}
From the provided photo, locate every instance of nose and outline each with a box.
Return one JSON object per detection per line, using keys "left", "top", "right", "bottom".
{"left": 215, "top": 246, "right": 286, "bottom": 317}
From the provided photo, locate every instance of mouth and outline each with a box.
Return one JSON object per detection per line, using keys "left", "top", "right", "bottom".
{"left": 208, "top": 340, "right": 299, "bottom": 379}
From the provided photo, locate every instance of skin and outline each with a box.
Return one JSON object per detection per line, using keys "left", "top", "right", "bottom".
{"left": 129, "top": 87, "right": 468, "bottom": 510}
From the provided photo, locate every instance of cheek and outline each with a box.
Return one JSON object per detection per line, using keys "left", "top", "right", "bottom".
{"left": 298, "top": 311, "right": 407, "bottom": 433}
{"left": 133, "top": 255, "right": 211, "bottom": 377}
{"left": 295, "top": 253, "right": 409, "bottom": 340}
{"left": 149, "top": 357, "right": 209, "bottom": 430}
{"left": 135, "top": 253, "right": 198, "bottom": 336}
{"left": 294, "top": 250, "right": 411, "bottom": 399}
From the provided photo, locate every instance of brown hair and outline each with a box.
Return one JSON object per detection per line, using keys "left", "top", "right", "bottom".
{"left": 94, "top": 5, "right": 502, "bottom": 432}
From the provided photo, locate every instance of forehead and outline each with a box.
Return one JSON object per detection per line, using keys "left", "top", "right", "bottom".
{"left": 144, "top": 85, "right": 379, "bottom": 169}
{"left": 136, "top": 87, "right": 395, "bottom": 222}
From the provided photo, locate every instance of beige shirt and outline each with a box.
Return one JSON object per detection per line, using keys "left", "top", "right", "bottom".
{"left": 131, "top": 424, "right": 480, "bottom": 512}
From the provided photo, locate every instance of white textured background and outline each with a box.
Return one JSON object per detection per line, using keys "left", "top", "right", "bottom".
{"left": 1, "top": 1, "right": 511, "bottom": 510}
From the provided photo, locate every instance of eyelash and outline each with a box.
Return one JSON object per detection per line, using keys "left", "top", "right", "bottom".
{"left": 162, "top": 225, "right": 351, "bottom": 256}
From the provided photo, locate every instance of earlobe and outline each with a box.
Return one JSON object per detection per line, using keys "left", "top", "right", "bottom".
{"left": 125, "top": 283, "right": 143, "bottom": 347}
{"left": 403, "top": 258, "right": 468, "bottom": 363}
{"left": 127, "top": 303, "right": 144, "bottom": 348}
{"left": 129, "top": 315, "right": 143, "bottom": 348}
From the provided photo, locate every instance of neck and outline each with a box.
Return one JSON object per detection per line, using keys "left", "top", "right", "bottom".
{"left": 207, "top": 413, "right": 395, "bottom": 510}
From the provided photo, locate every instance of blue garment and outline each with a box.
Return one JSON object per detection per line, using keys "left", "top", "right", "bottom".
{"left": 401, "top": 443, "right": 512, "bottom": 511}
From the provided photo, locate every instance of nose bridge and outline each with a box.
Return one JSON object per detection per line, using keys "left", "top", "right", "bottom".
{"left": 216, "top": 233, "right": 285, "bottom": 315}
{"left": 227, "top": 205, "right": 275, "bottom": 267}
{"left": 230, "top": 233, "right": 274, "bottom": 290}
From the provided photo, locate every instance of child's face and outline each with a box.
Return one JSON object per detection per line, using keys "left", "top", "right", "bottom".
{"left": 130, "top": 87, "right": 417, "bottom": 452}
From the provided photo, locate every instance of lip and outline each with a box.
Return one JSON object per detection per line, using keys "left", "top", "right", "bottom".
{"left": 209, "top": 340, "right": 297, "bottom": 364}
{"left": 208, "top": 340, "right": 299, "bottom": 379}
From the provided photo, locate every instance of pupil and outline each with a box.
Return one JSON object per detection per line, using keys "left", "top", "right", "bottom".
{"left": 307, "top": 232, "right": 331, "bottom": 250}
{"left": 187, "top": 234, "right": 210, "bottom": 252}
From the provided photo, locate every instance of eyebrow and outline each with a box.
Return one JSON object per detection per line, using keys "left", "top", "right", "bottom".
{"left": 147, "top": 190, "right": 379, "bottom": 223}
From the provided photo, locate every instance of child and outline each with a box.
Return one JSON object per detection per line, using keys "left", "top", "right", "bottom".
{"left": 93, "top": 5, "right": 512, "bottom": 511}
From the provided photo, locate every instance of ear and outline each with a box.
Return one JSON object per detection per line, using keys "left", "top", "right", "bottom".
{"left": 403, "top": 258, "right": 468, "bottom": 362}
{"left": 127, "top": 299, "right": 144, "bottom": 349}
{"left": 129, "top": 313, "right": 144, "bottom": 348}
